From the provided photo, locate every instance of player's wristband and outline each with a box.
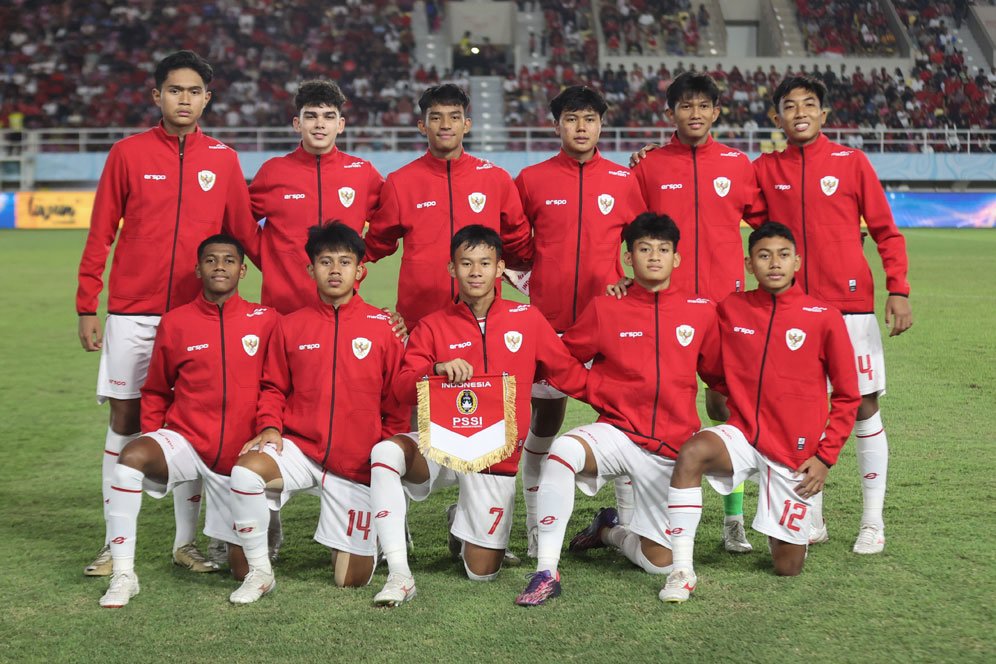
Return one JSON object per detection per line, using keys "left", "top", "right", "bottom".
{"left": 78, "top": 312, "right": 97, "bottom": 317}
{"left": 887, "top": 292, "right": 909, "bottom": 298}
{"left": 815, "top": 454, "right": 833, "bottom": 469}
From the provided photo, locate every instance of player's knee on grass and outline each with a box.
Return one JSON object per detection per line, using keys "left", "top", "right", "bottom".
{"left": 333, "top": 551, "right": 375, "bottom": 588}
{"left": 463, "top": 542, "right": 503, "bottom": 580}
{"left": 529, "top": 396, "right": 568, "bottom": 437}
{"left": 769, "top": 538, "right": 806, "bottom": 576}
{"left": 117, "top": 436, "right": 168, "bottom": 483}
{"left": 108, "top": 397, "right": 141, "bottom": 435}
{"left": 639, "top": 537, "right": 673, "bottom": 573}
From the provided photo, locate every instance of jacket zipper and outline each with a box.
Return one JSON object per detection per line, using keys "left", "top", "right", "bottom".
{"left": 650, "top": 292, "right": 662, "bottom": 437}
{"left": 447, "top": 160, "right": 455, "bottom": 299}
{"left": 691, "top": 145, "right": 700, "bottom": 294}
{"left": 165, "top": 139, "right": 185, "bottom": 311}
{"left": 800, "top": 147, "right": 809, "bottom": 294}
{"left": 571, "top": 161, "right": 585, "bottom": 323}
{"left": 466, "top": 301, "right": 490, "bottom": 372}
{"left": 316, "top": 154, "right": 324, "bottom": 225}
{"left": 211, "top": 302, "right": 227, "bottom": 469}
{"left": 752, "top": 293, "right": 777, "bottom": 446}
{"left": 321, "top": 307, "right": 341, "bottom": 467}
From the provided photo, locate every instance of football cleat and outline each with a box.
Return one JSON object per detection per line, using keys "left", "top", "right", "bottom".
{"left": 373, "top": 573, "right": 417, "bottom": 607}
{"left": 722, "top": 519, "right": 754, "bottom": 553}
{"left": 207, "top": 538, "right": 229, "bottom": 567}
{"left": 99, "top": 571, "right": 140, "bottom": 608}
{"left": 503, "top": 549, "right": 522, "bottom": 567}
{"left": 659, "top": 568, "right": 697, "bottom": 604}
{"left": 568, "top": 507, "right": 619, "bottom": 552}
{"left": 514, "top": 570, "right": 561, "bottom": 607}
{"left": 852, "top": 524, "right": 885, "bottom": 554}
{"left": 84, "top": 544, "right": 113, "bottom": 576}
{"left": 229, "top": 567, "right": 276, "bottom": 604}
{"left": 173, "top": 543, "right": 221, "bottom": 573}
{"left": 809, "top": 523, "right": 830, "bottom": 545}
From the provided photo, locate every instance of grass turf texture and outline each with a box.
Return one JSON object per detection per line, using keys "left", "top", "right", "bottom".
{"left": 0, "top": 229, "right": 992, "bottom": 663}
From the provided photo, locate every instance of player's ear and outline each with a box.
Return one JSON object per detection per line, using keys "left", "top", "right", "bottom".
{"left": 239, "top": 262, "right": 247, "bottom": 280}
{"left": 623, "top": 251, "right": 633, "bottom": 267}
{"left": 792, "top": 253, "right": 801, "bottom": 274}
{"left": 195, "top": 262, "right": 203, "bottom": 279}
{"left": 447, "top": 261, "right": 456, "bottom": 279}
{"left": 307, "top": 263, "right": 316, "bottom": 279}
{"left": 417, "top": 117, "right": 428, "bottom": 136}
{"left": 673, "top": 251, "right": 681, "bottom": 268}
{"left": 496, "top": 258, "right": 505, "bottom": 274}
{"left": 292, "top": 115, "right": 302, "bottom": 132}
{"left": 204, "top": 89, "right": 212, "bottom": 104}
{"left": 356, "top": 262, "right": 366, "bottom": 280}
{"left": 744, "top": 254, "right": 755, "bottom": 276}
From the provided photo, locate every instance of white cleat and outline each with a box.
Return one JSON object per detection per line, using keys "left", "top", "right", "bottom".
{"left": 84, "top": 544, "right": 113, "bottom": 576}
{"left": 853, "top": 524, "right": 885, "bottom": 554}
{"left": 722, "top": 519, "right": 753, "bottom": 553}
{"left": 659, "top": 568, "right": 697, "bottom": 604}
{"left": 373, "top": 573, "right": 417, "bottom": 607}
{"left": 99, "top": 571, "right": 140, "bottom": 608}
{"left": 229, "top": 567, "right": 276, "bottom": 605}
{"left": 809, "top": 523, "right": 830, "bottom": 545}
{"left": 526, "top": 526, "right": 538, "bottom": 559}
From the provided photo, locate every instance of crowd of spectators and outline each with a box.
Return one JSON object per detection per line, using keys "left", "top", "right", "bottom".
{"left": 796, "top": 1, "right": 898, "bottom": 56}
{"left": 600, "top": 1, "right": 706, "bottom": 57}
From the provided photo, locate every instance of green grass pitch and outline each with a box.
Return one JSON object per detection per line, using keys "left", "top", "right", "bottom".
{"left": 0, "top": 229, "right": 993, "bottom": 662}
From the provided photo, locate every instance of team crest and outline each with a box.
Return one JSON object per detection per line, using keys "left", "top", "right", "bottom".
{"left": 241, "top": 335, "right": 260, "bottom": 356}
{"left": 713, "top": 177, "right": 731, "bottom": 198}
{"left": 597, "top": 194, "right": 615, "bottom": 215}
{"left": 504, "top": 331, "right": 523, "bottom": 353}
{"left": 352, "top": 337, "right": 371, "bottom": 360}
{"left": 468, "top": 192, "right": 487, "bottom": 213}
{"left": 197, "top": 170, "right": 216, "bottom": 192}
{"left": 820, "top": 176, "right": 839, "bottom": 196}
{"left": 785, "top": 328, "right": 807, "bottom": 351}
{"left": 338, "top": 187, "right": 356, "bottom": 208}
{"left": 456, "top": 389, "right": 479, "bottom": 415}
{"left": 675, "top": 325, "right": 695, "bottom": 347}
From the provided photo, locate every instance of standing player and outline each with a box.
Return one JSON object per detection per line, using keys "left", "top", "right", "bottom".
{"left": 514, "top": 85, "right": 647, "bottom": 555}
{"left": 227, "top": 223, "right": 409, "bottom": 604}
{"left": 630, "top": 72, "right": 767, "bottom": 553}
{"left": 754, "top": 76, "right": 912, "bottom": 553}
{"left": 77, "top": 50, "right": 258, "bottom": 576}
{"left": 363, "top": 84, "right": 533, "bottom": 328}
{"left": 660, "top": 222, "right": 859, "bottom": 603}
{"left": 99, "top": 235, "right": 278, "bottom": 607}
{"left": 515, "top": 214, "right": 722, "bottom": 606}
{"left": 369, "top": 225, "right": 588, "bottom": 607}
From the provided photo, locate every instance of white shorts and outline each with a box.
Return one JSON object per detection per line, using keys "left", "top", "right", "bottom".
{"left": 96, "top": 314, "right": 161, "bottom": 403}
{"left": 532, "top": 334, "right": 592, "bottom": 399}
{"left": 702, "top": 424, "right": 811, "bottom": 546}
{"left": 142, "top": 429, "right": 235, "bottom": 544}
{"left": 399, "top": 433, "right": 517, "bottom": 550}
{"left": 566, "top": 423, "right": 674, "bottom": 548}
{"left": 843, "top": 313, "right": 886, "bottom": 396}
{"left": 260, "top": 439, "right": 376, "bottom": 556}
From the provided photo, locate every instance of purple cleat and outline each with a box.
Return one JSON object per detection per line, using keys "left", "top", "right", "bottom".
{"left": 515, "top": 570, "right": 562, "bottom": 607}
{"left": 568, "top": 507, "right": 619, "bottom": 552}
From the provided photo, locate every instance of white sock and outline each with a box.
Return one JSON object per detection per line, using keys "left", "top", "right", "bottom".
{"left": 855, "top": 411, "right": 888, "bottom": 528}
{"left": 614, "top": 476, "right": 635, "bottom": 526}
{"left": 535, "top": 435, "right": 585, "bottom": 574}
{"left": 370, "top": 441, "right": 411, "bottom": 578}
{"left": 810, "top": 491, "right": 825, "bottom": 529}
{"left": 666, "top": 486, "right": 703, "bottom": 571}
{"left": 229, "top": 466, "right": 272, "bottom": 574}
{"left": 102, "top": 429, "right": 138, "bottom": 544}
{"left": 172, "top": 478, "right": 203, "bottom": 550}
{"left": 604, "top": 525, "right": 672, "bottom": 575}
{"left": 521, "top": 431, "right": 555, "bottom": 538}
{"left": 107, "top": 464, "right": 145, "bottom": 573}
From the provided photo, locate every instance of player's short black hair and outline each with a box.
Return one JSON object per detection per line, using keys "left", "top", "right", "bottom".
{"left": 748, "top": 221, "right": 796, "bottom": 252}
{"left": 305, "top": 222, "right": 366, "bottom": 262}
{"left": 666, "top": 72, "right": 720, "bottom": 109}
{"left": 772, "top": 75, "right": 827, "bottom": 109}
{"left": 197, "top": 233, "right": 244, "bottom": 261}
{"left": 154, "top": 50, "right": 213, "bottom": 89}
{"left": 450, "top": 224, "right": 503, "bottom": 260}
{"left": 418, "top": 84, "right": 470, "bottom": 118}
{"left": 295, "top": 80, "right": 346, "bottom": 113}
{"left": 623, "top": 213, "right": 681, "bottom": 253}
{"left": 549, "top": 85, "right": 608, "bottom": 121}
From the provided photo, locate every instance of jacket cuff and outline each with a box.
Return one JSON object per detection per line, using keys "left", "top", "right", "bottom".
{"left": 815, "top": 453, "right": 834, "bottom": 469}
{"left": 887, "top": 292, "right": 909, "bottom": 298}
{"left": 78, "top": 311, "right": 98, "bottom": 316}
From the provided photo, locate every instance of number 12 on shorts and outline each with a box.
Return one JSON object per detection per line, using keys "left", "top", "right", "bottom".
{"left": 347, "top": 509, "right": 372, "bottom": 540}
{"left": 778, "top": 500, "right": 807, "bottom": 532}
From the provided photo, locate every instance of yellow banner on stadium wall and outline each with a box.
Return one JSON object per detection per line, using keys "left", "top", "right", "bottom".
{"left": 15, "top": 191, "right": 96, "bottom": 229}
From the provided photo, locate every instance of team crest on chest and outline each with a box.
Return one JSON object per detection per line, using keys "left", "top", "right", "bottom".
{"left": 352, "top": 336, "right": 372, "bottom": 359}
{"left": 713, "top": 177, "right": 731, "bottom": 198}
{"left": 785, "top": 328, "right": 806, "bottom": 351}
{"left": 338, "top": 186, "right": 356, "bottom": 208}
{"left": 468, "top": 192, "right": 487, "bottom": 213}
{"left": 197, "top": 170, "right": 216, "bottom": 192}
{"left": 597, "top": 194, "right": 615, "bottom": 215}
{"left": 504, "top": 331, "right": 523, "bottom": 353}
{"left": 241, "top": 334, "right": 260, "bottom": 356}
{"left": 820, "top": 176, "right": 839, "bottom": 196}
{"left": 675, "top": 325, "right": 695, "bottom": 347}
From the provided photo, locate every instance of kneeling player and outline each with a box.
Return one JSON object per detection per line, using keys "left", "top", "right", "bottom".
{"left": 370, "top": 225, "right": 587, "bottom": 607}
{"left": 228, "top": 223, "right": 409, "bottom": 604}
{"left": 99, "top": 235, "right": 278, "bottom": 608}
{"left": 660, "top": 222, "right": 859, "bottom": 603}
{"left": 515, "top": 213, "right": 723, "bottom": 606}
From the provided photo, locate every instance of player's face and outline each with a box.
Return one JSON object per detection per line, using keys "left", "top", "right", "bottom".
{"left": 309, "top": 249, "right": 363, "bottom": 305}
{"left": 418, "top": 104, "right": 471, "bottom": 159}
{"left": 152, "top": 68, "right": 211, "bottom": 135}
{"left": 555, "top": 107, "right": 602, "bottom": 160}
{"left": 195, "top": 243, "right": 246, "bottom": 299}
{"left": 746, "top": 236, "right": 800, "bottom": 295}
{"left": 775, "top": 87, "right": 827, "bottom": 146}
{"left": 666, "top": 94, "right": 720, "bottom": 146}
{"left": 624, "top": 238, "right": 680, "bottom": 288}
{"left": 293, "top": 104, "right": 345, "bottom": 155}
{"left": 448, "top": 243, "right": 504, "bottom": 301}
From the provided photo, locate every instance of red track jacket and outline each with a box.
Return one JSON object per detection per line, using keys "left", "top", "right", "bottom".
{"left": 515, "top": 149, "right": 647, "bottom": 332}
{"left": 77, "top": 124, "right": 257, "bottom": 316}
{"left": 256, "top": 294, "right": 410, "bottom": 484}
{"left": 562, "top": 284, "right": 722, "bottom": 458}
{"left": 249, "top": 145, "right": 384, "bottom": 314}
{"left": 633, "top": 134, "right": 766, "bottom": 300}
{"left": 718, "top": 285, "right": 860, "bottom": 469}
{"left": 753, "top": 134, "right": 910, "bottom": 313}
{"left": 364, "top": 150, "right": 533, "bottom": 325}
{"left": 396, "top": 295, "right": 588, "bottom": 475}
{"left": 141, "top": 294, "right": 278, "bottom": 475}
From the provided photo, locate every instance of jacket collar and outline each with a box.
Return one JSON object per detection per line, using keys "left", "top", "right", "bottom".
{"left": 153, "top": 122, "right": 203, "bottom": 150}
{"left": 194, "top": 291, "right": 245, "bottom": 316}
{"left": 667, "top": 132, "right": 715, "bottom": 154}
{"left": 747, "top": 282, "right": 805, "bottom": 305}
{"left": 419, "top": 148, "right": 474, "bottom": 175}
{"left": 788, "top": 132, "right": 830, "bottom": 157}
{"left": 290, "top": 143, "right": 341, "bottom": 166}
{"left": 313, "top": 292, "right": 365, "bottom": 319}
{"left": 553, "top": 147, "right": 604, "bottom": 169}
{"left": 624, "top": 281, "right": 682, "bottom": 304}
